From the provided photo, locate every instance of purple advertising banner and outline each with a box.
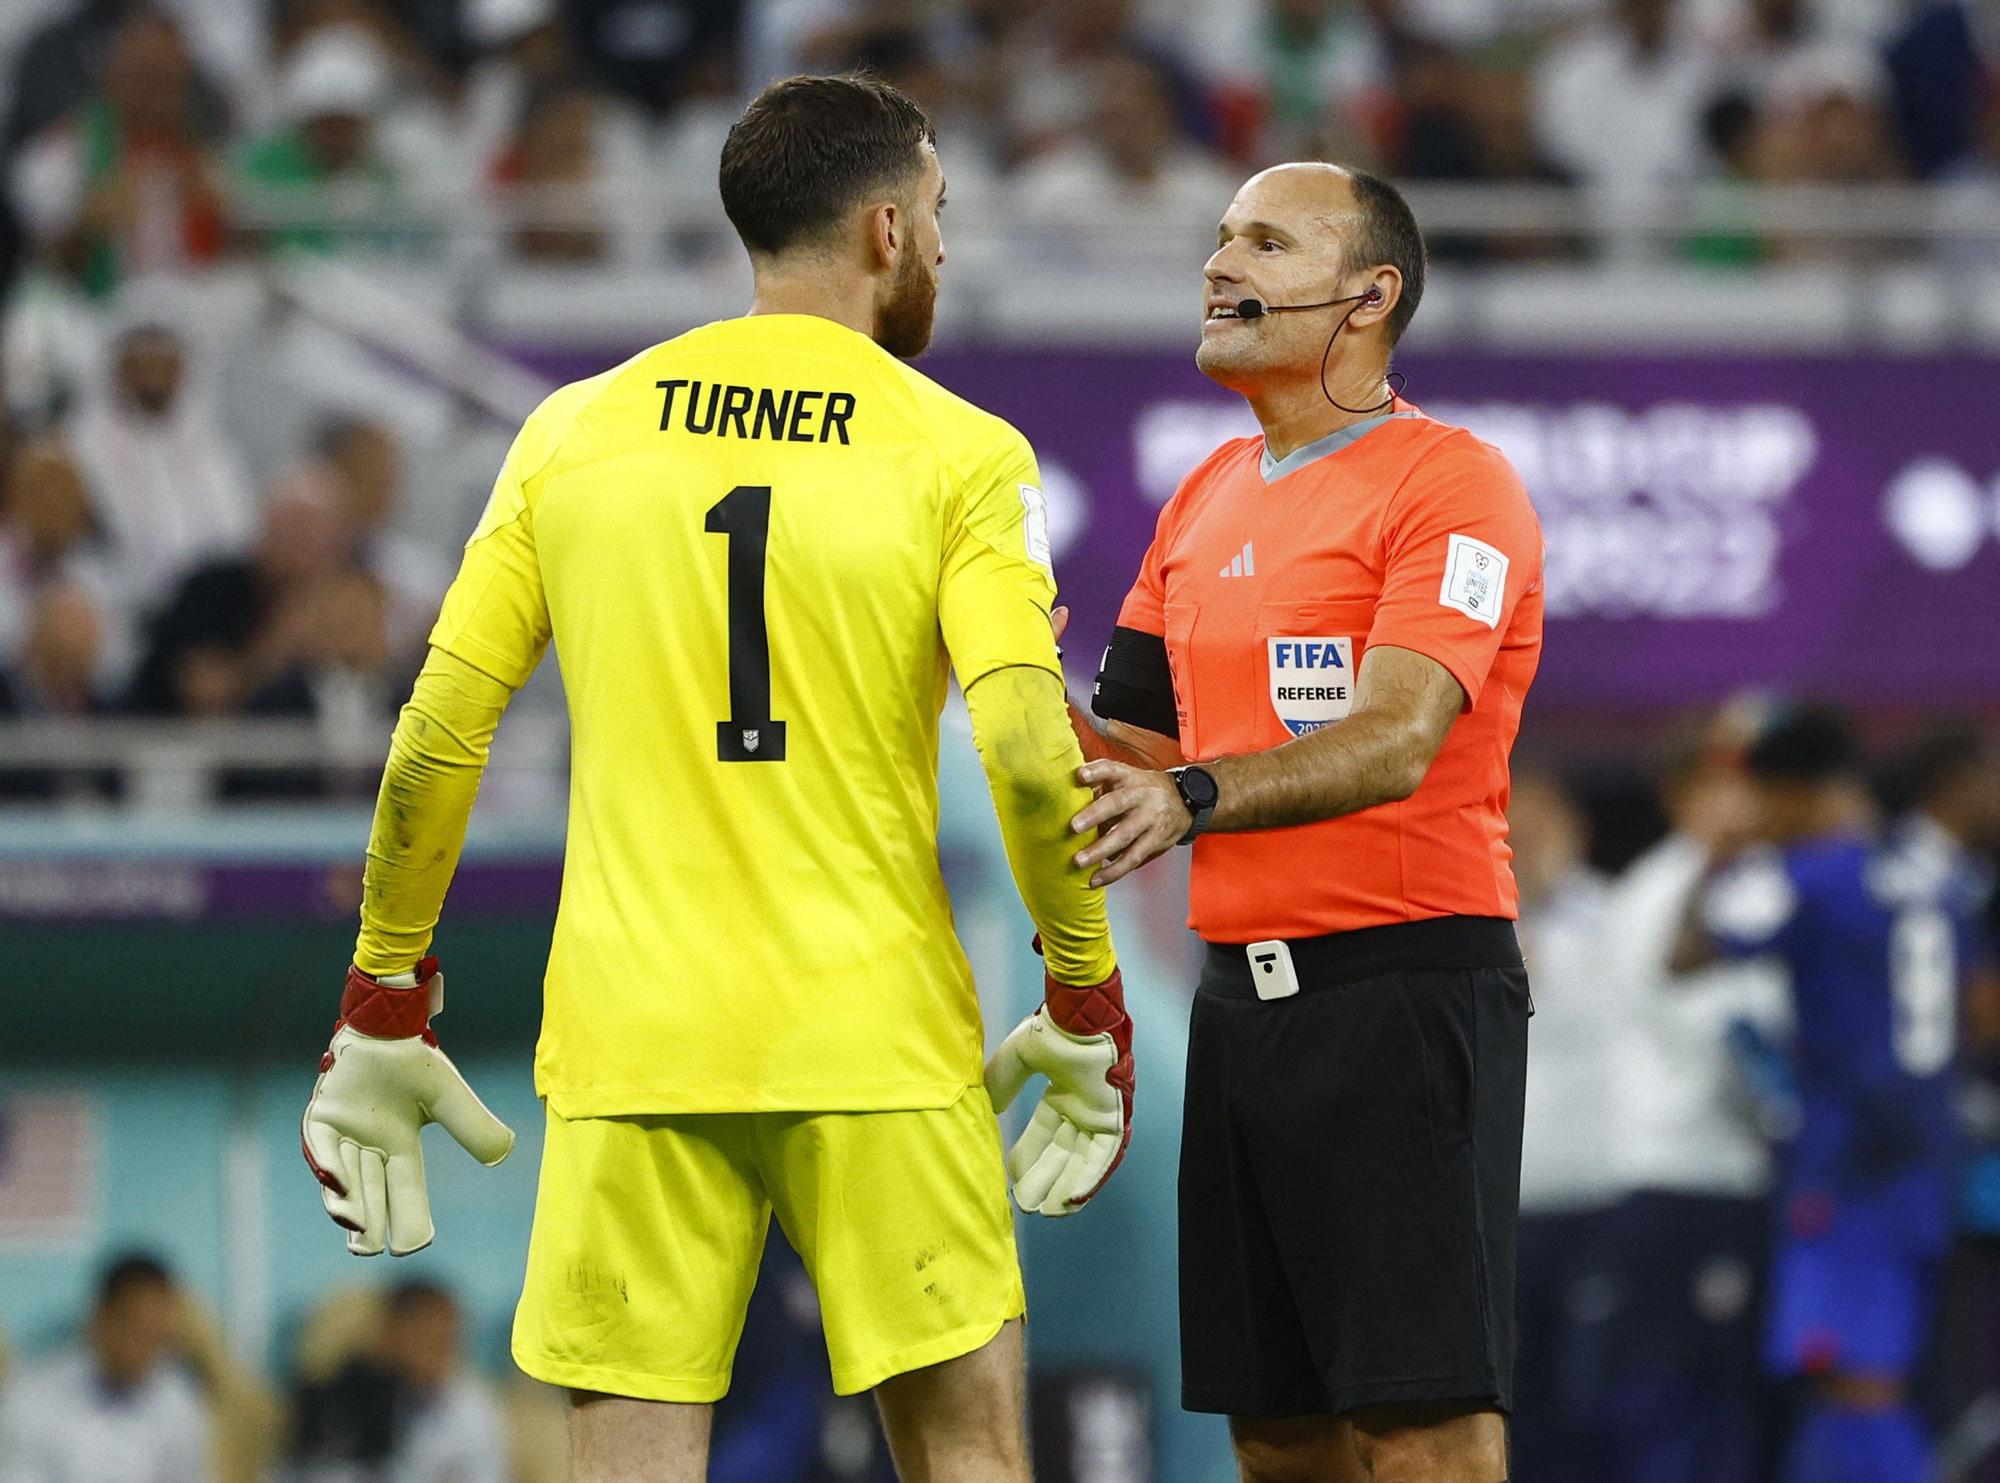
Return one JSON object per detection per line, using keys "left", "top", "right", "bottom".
{"left": 516, "top": 345, "right": 2000, "bottom": 707}
{"left": 0, "top": 858, "right": 566, "bottom": 922}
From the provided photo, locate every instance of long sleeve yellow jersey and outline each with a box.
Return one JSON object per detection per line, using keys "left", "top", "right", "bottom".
{"left": 355, "top": 313, "right": 1115, "bottom": 1116}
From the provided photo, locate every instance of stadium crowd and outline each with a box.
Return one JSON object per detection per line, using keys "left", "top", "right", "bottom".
{"left": 0, "top": 1243, "right": 899, "bottom": 1483}
{"left": 0, "top": 0, "right": 1997, "bottom": 279}
{"left": 0, "top": 0, "right": 1998, "bottom": 735}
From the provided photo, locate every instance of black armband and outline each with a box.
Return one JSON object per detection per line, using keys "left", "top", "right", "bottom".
{"left": 1091, "top": 625, "right": 1179, "bottom": 738}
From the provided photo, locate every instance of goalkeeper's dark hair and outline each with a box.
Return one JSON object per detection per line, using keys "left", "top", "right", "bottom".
{"left": 96, "top": 1251, "right": 173, "bottom": 1309}
{"left": 720, "top": 73, "right": 935, "bottom": 257}
{"left": 1744, "top": 702, "right": 1861, "bottom": 784}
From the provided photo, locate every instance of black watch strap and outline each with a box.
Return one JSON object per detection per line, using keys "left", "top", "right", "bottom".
{"left": 1169, "top": 765, "right": 1218, "bottom": 845}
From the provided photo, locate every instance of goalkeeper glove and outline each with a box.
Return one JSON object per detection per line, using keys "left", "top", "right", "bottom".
{"left": 301, "top": 957, "right": 514, "bottom": 1256}
{"left": 984, "top": 965, "right": 1134, "bottom": 1216}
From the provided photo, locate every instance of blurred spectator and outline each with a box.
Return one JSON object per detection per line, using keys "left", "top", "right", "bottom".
{"left": 1889, "top": 723, "right": 2000, "bottom": 1045}
{"left": 4, "top": 1, "right": 227, "bottom": 155}
{"left": 8, "top": 8, "right": 230, "bottom": 299}
{"left": 492, "top": 78, "right": 656, "bottom": 266}
{"left": 461, "top": 0, "right": 575, "bottom": 170}
{"left": 0, "top": 438, "right": 125, "bottom": 717}
{"left": 1893, "top": 719, "right": 2000, "bottom": 858}
{"left": 1210, "top": 0, "right": 1395, "bottom": 165}
{"left": 1753, "top": 45, "right": 1906, "bottom": 259}
{"left": 123, "top": 485, "right": 353, "bottom": 718}
{"left": 69, "top": 313, "right": 256, "bottom": 619}
{"left": 1683, "top": 90, "right": 1768, "bottom": 265}
{"left": 311, "top": 414, "right": 448, "bottom": 662}
{"left": 1885, "top": 0, "right": 1988, "bottom": 177}
{"left": 1533, "top": 0, "right": 1718, "bottom": 215}
{"left": 1510, "top": 767, "right": 1624, "bottom": 1483}
{"left": 166, "top": 1292, "right": 286, "bottom": 1483}
{"left": 236, "top": 25, "right": 411, "bottom": 256}
{"left": 291, "top": 1279, "right": 507, "bottom": 1483}
{"left": 1015, "top": 52, "right": 1234, "bottom": 235}
{"left": 565, "top": 0, "right": 746, "bottom": 117}
{"left": 1758, "top": 43, "right": 1906, "bottom": 181}
{"left": 460, "top": 0, "right": 656, "bottom": 234}
{"left": 1934, "top": 71, "right": 2000, "bottom": 269}
{"left": 1393, "top": 43, "right": 1578, "bottom": 260}
{"left": 1395, "top": 40, "right": 1489, "bottom": 182}
{"left": 1001, "top": 0, "right": 1203, "bottom": 163}
{"left": 804, "top": 13, "right": 1009, "bottom": 196}
{"left": 1705, "top": 0, "right": 1821, "bottom": 103}
{"left": 7, "top": 581, "right": 106, "bottom": 720}
{"left": 0, "top": 1252, "right": 213, "bottom": 1483}
{"left": 1596, "top": 711, "right": 1790, "bottom": 1483}
{"left": 1468, "top": 69, "right": 1581, "bottom": 255}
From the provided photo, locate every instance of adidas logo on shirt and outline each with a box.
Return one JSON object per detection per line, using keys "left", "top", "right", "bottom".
{"left": 1218, "top": 542, "right": 1256, "bottom": 578}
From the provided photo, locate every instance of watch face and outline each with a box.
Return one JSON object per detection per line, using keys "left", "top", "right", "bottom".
{"left": 1181, "top": 768, "right": 1219, "bottom": 808}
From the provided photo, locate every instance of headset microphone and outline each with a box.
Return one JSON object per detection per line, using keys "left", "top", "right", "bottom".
{"left": 1232, "top": 292, "right": 1362, "bottom": 319}
{"left": 1223, "top": 286, "right": 1400, "bottom": 416}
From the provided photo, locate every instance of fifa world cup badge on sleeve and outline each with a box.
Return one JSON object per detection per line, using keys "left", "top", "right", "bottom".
{"left": 1439, "top": 533, "right": 1508, "bottom": 629}
{"left": 1268, "top": 637, "right": 1355, "bottom": 736}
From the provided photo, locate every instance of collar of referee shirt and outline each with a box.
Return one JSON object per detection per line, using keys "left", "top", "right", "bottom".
{"left": 1258, "top": 410, "right": 1416, "bottom": 483}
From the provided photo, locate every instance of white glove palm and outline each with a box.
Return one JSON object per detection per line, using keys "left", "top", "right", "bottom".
{"left": 984, "top": 1006, "right": 1131, "bottom": 1217}
{"left": 302, "top": 965, "right": 514, "bottom": 1256}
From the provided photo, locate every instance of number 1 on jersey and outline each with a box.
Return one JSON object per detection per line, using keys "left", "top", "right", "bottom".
{"left": 705, "top": 484, "right": 787, "bottom": 762}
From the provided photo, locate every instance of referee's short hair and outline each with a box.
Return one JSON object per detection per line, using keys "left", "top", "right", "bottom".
{"left": 720, "top": 73, "right": 936, "bottom": 258}
{"left": 1344, "top": 170, "right": 1426, "bottom": 346}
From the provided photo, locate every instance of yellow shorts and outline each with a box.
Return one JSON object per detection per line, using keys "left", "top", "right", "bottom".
{"left": 511, "top": 1084, "right": 1025, "bottom": 1401}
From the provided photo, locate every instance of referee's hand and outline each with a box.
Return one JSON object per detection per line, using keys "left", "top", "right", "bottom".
{"left": 1072, "top": 761, "right": 1191, "bottom": 887}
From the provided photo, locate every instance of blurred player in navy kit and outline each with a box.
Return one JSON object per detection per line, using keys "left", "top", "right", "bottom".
{"left": 1506, "top": 767, "right": 1622, "bottom": 1483}
{"left": 1676, "top": 705, "right": 1991, "bottom": 1483}
{"left": 1598, "top": 710, "right": 1791, "bottom": 1483}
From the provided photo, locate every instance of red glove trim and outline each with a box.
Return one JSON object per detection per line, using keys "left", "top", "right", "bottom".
{"left": 337, "top": 955, "right": 439, "bottom": 1040}
{"left": 1044, "top": 967, "right": 1136, "bottom": 1207}
{"left": 1044, "top": 967, "right": 1129, "bottom": 1046}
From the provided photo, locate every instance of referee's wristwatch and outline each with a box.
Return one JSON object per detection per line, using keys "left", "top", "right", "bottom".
{"left": 1168, "top": 765, "right": 1219, "bottom": 845}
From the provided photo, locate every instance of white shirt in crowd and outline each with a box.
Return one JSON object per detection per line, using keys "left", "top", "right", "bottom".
{"left": 1605, "top": 834, "right": 1791, "bottom": 1199}
{"left": 1518, "top": 867, "right": 1632, "bottom": 1215}
{"left": 294, "top": 1375, "right": 509, "bottom": 1483}
{"left": 1014, "top": 146, "right": 1237, "bottom": 242}
{"left": 1532, "top": 17, "right": 1717, "bottom": 191}
{"left": 68, "top": 394, "right": 256, "bottom": 618}
{"left": 0, "top": 1348, "right": 211, "bottom": 1483}
{"left": 396, "top": 1377, "right": 509, "bottom": 1483}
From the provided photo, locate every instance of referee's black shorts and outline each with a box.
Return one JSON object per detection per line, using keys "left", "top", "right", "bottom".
{"left": 1179, "top": 915, "right": 1532, "bottom": 1419}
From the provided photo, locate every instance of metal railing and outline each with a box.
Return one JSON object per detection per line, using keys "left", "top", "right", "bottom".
{"left": 0, "top": 714, "right": 569, "bottom": 814}
{"left": 223, "top": 179, "right": 2000, "bottom": 254}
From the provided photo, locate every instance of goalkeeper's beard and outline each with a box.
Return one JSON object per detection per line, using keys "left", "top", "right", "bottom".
{"left": 874, "top": 248, "right": 937, "bottom": 360}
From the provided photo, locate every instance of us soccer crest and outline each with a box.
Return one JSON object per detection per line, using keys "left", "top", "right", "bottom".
{"left": 1267, "top": 637, "right": 1354, "bottom": 736}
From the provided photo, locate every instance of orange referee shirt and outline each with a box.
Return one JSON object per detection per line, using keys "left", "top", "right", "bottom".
{"left": 1116, "top": 400, "right": 1544, "bottom": 943}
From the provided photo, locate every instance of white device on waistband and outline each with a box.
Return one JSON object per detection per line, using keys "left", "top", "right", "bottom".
{"left": 1246, "top": 940, "right": 1300, "bottom": 1001}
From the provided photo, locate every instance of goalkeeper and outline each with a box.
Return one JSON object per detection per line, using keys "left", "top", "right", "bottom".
{"left": 299, "top": 73, "right": 1130, "bottom": 1483}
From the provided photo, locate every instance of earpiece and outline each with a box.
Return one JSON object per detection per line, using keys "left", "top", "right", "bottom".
{"left": 1364, "top": 287, "right": 1383, "bottom": 305}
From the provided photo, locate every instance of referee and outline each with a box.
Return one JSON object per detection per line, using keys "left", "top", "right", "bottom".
{"left": 1069, "top": 163, "right": 1544, "bottom": 1482}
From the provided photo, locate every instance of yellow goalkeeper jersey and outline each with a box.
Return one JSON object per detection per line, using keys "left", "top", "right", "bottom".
{"left": 429, "top": 314, "right": 1083, "bottom": 1116}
